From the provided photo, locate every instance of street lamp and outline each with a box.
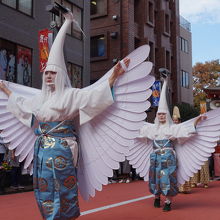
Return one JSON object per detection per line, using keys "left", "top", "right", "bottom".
{"left": 45, "top": 2, "right": 69, "bottom": 30}
{"left": 45, "top": 2, "right": 70, "bottom": 64}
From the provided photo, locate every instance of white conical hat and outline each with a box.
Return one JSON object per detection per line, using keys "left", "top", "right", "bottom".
{"left": 44, "top": 12, "right": 73, "bottom": 85}
{"left": 41, "top": 11, "right": 76, "bottom": 100}
{"left": 155, "top": 77, "right": 173, "bottom": 125}
{"left": 157, "top": 78, "right": 169, "bottom": 114}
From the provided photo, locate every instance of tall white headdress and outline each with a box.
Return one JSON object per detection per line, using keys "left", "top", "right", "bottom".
{"left": 41, "top": 8, "right": 75, "bottom": 99}
{"left": 155, "top": 68, "right": 173, "bottom": 125}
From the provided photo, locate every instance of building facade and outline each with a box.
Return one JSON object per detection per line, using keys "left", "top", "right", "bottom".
{"left": 90, "top": 0, "right": 193, "bottom": 115}
{"left": 179, "top": 15, "right": 193, "bottom": 105}
{"left": 0, "top": 0, "right": 90, "bottom": 89}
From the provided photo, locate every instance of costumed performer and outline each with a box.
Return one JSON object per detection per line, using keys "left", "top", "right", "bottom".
{"left": 0, "top": 8, "right": 130, "bottom": 220}
{"left": 127, "top": 68, "right": 207, "bottom": 212}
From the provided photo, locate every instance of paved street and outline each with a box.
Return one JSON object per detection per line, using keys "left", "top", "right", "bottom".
{"left": 0, "top": 180, "right": 219, "bottom": 220}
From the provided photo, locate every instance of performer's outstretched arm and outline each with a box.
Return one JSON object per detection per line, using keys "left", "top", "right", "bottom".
{"left": 0, "top": 81, "right": 11, "bottom": 96}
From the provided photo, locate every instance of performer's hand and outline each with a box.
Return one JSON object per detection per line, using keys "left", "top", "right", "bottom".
{"left": 194, "top": 114, "right": 207, "bottom": 126}
{"left": 109, "top": 58, "right": 130, "bottom": 87}
{"left": 0, "top": 81, "right": 12, "bottom": 97}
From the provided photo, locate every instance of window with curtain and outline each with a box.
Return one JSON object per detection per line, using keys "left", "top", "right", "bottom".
{"left": 180, "top": 37, "right": 189, "bottom": 53}
{"left": 91, "top": 35, "right": 106, "bottom": 58}
{"left": 181, "top": 70, "right": 189, "bottom": 88}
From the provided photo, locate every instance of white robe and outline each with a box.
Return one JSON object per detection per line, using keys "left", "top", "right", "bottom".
{"left": 139, "top": 122, "right": 196, "bottom": 143}
{"left": 7, "top": 80, "right": 114, "bottom": 127}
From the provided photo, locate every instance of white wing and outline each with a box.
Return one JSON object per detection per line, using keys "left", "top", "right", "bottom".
{"left": 126, "top": 138, "right": 153, "bottom": 181}
{"left": 77, "top": 45, "right": 155, "bottom": 200}
{"left": 176, "top": 108, "right": 220, "bottom": 184}
{"left": 0, "top": 81, "right": 40, "bottom": 169}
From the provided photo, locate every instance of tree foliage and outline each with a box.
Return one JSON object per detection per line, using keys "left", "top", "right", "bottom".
{"left": 193, "top": 59, "right": 220, "bottom": 108}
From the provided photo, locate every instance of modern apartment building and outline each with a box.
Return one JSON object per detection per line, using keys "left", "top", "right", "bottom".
{"left": 179, "top": 15, "right": 193, "bottom": 105}
{"left": 90, "top": 0, "right": 193, "bottom": 113}
{"left": 0, "top": 0, "right": 90, "bottom": 88}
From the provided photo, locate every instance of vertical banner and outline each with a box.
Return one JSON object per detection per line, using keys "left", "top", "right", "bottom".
{"left": 38, "top": 29, "right": 53, "bottom": 72}
{"left": 200, "top": 101, "right": 207, "bottom": 114}
{"left": 151, "top": 80, "right": 161, "bottom": 107}
{"left": 17, "top": 45, "right": 32, "bottom": 86}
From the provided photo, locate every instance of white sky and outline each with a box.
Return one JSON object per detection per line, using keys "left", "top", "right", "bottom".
{"left": 179, "top": 0, "right": 220, "bottom": 24}
{"left": 179, "top": 0, "right": 220, "bottom": 64}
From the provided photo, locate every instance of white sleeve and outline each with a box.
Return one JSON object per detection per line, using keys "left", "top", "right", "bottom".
{"left": 64, "top": 80, "right": 114, "bottom": 125}
{"left": 171, "top": 123, "right": 196, "bottom": 144}
{"left": 79, "top": 80, "right": 114, "bottom": 125}
{"left": 138, "top": 122, "right": 154, "bottom": 141}
{"left": 7, "top": 93, "right": 33, "bottom": 127}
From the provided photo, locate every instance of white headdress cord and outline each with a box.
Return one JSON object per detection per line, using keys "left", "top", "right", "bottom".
{"left": 73, "top": 19, "right": 86, "bottom": 38}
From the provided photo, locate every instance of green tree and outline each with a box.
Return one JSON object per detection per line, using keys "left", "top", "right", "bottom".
{"left": 193, "top": 59, "right": 220, "bottom": 108}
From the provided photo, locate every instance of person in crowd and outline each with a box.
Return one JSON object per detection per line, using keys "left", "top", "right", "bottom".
{"left": 0, "top": 134, "right": 7, "bottom": 194}
{"left": 7, "top": 53, "right": 15, "bottom": 82}
{"left": 0, "top": 49, "right": 7, "bottom": 80}
{"left": 191, "top": 160, "right": 210, "bottom": 188}
{"left": 7, "top": 149, "right": 24, "bottom": 190}
{"left": 118, "top": 160, "right": 132, "bottom": 183}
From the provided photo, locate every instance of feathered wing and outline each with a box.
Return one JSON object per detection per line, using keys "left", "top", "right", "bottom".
{"left": 126, "top": 138, "right": 153, "bottom": 181}
{"left": 0, "top": 81, "right": 40, "bottom": 170}
{"left": 77, "top": 45, "right": 155, "bottom": 200}
{"left": 176, "top": 108, "right": 220, "bottom": 185}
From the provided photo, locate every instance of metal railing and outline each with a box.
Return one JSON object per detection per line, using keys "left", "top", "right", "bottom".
{"left": 180, "top": 15, "right": 191, "bottom": 32}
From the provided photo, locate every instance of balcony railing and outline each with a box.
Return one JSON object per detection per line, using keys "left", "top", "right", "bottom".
{"left": 180, "top": 15, "right": 191, "bottom": 32}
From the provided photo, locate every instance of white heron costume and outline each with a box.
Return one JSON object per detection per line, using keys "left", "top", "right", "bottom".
{"left": 0, "top": 9, "right": 154, "bottom": 220}
{"left": 127, "top": 76, "right": 220, "bottom": 199}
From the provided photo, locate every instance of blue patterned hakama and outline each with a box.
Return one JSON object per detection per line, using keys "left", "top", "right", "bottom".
{"left": 149, "top": 139, "right": 178, "bottom": 196}
{"left": 33, "top": 121, "right": 80, "bottom": 220}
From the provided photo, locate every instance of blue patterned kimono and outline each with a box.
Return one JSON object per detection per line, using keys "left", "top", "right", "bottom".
{"left": 149, "top": 139, "right": 178, "bottom": 196}
{"left": 33, "top": 121, "right": 80, "bottom": 220}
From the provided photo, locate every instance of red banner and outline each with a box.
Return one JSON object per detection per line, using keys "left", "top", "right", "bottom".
{"left": 17, "top": 45, "right": 32, "bottom": 86}
{"left": 38, "top": 29, "right": 53, "bottom": 72}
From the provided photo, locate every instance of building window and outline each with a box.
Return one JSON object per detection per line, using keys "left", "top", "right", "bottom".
{"left": 91, "top": 34, "right": 107, "bottom": 60}
{"left": 1, "top": 0, "right": 16, "bottom": 8}
{"left": 147, "top": 0, "right": 154, "bottom": 26}
{"left": 180, "top": 37, "right": 189, "bottom": 53}
{"left": 53, "top": 0, "right": 83, "bottom": 40}
{"left": 1, "top": 0, "right": 33, "bottom": 16}
{"left": 90, "top": 0, "right": 107, "bottom": 18}
{"left": 18, "top": 0, "right": 32, "bottom": 15}
{"left": 0, "top": 38, "right": 32, "bottom": 86}
{"left": 67, "top": 62, "right": 82, "bottom": 88}
{"left": 165, "top": 13, "right": 170, "bottom": 34}
{"left": 166, "top": 50, "right": 170, "bottom": 70}
{"left": 181, "top": 70, "right": 189, "bottom": 88}
{"left": 148, "top": 41, "right": 155, "bottom": 63}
